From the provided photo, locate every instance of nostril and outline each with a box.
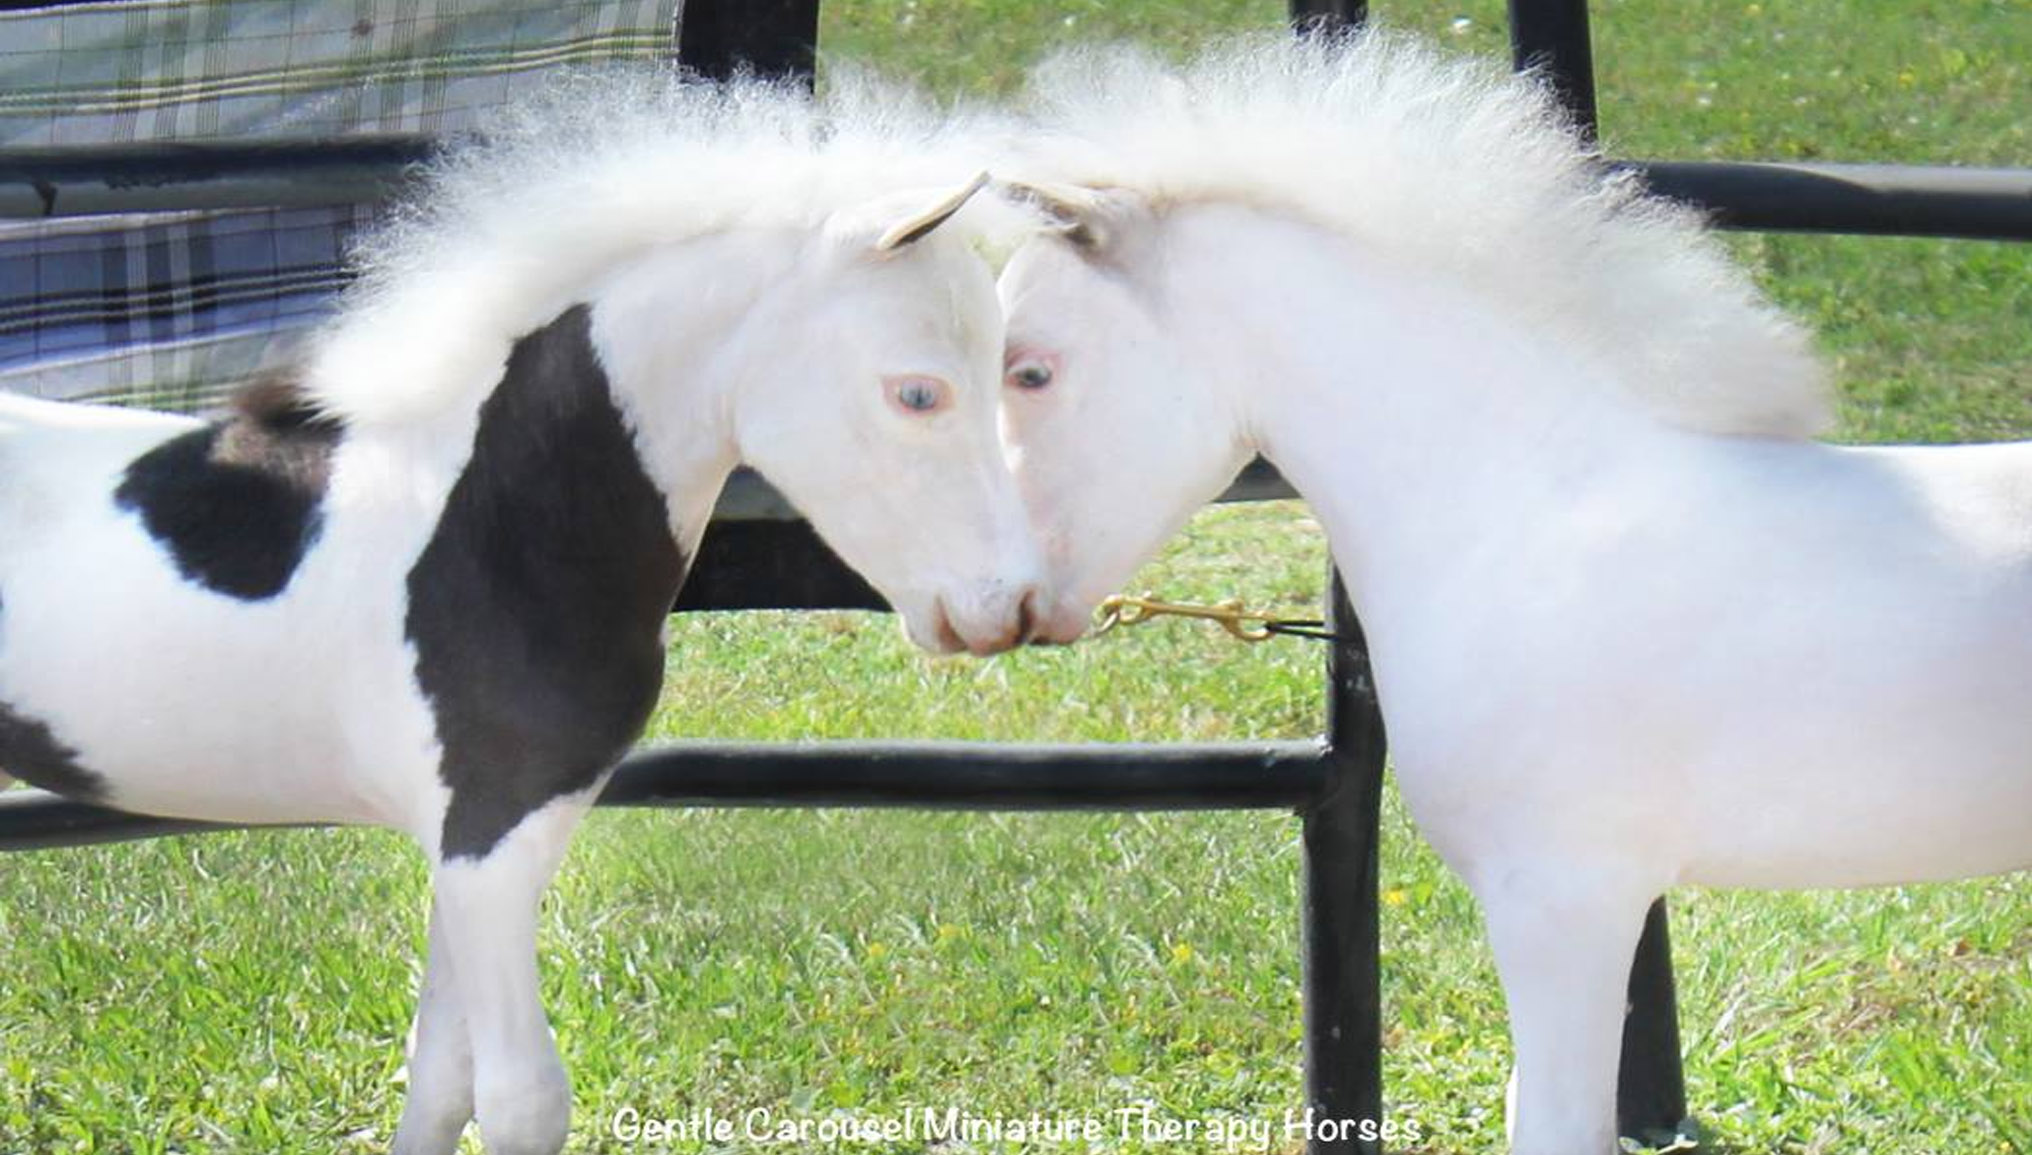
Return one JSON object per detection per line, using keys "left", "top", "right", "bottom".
{"left": 932, "top": 598, "right": 965, "bottom": 654}
{"left": 1015, "top": 588, "right": 1040, "bottom": 645}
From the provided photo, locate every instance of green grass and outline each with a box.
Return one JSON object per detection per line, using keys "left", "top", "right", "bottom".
{"left": 3, "top": 2, "right": 2029, "bottom": 1153}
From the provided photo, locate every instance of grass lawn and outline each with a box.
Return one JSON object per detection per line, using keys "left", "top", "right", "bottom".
{"left": 2, "top": 2, "right": 2027, "bottom": 1153}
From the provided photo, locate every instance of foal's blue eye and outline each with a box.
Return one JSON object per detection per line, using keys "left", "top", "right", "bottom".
{"left": 1011, "top": 364, "right": 1053, "bottom": 390}
{"left": 884, "top": 375, "right": 951, "bottom": 415}
{"left": 1004, "top": 353, "right": 1059, "bottom": 391}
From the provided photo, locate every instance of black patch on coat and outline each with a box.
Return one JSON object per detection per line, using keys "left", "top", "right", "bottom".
{"left": 0, "top": 594, "right": 105, "bottom": 800}
{"left": 113, "top": 375, "right": 344, "bottom": 601}
{"left": 0, "top": 701, "right": 105, "bottom": 801}
{"left": 405, "top": 305, "right": 687, "bottom": 860}
{"left": 0, "top": 589, "right": 104, "bottom": 797}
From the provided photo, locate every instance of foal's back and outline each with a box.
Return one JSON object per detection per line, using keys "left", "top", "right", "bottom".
{"left": 0, "top": 395, "right": 195, "bottom": 557}
{"left": 1591, "top": 434, "right": 2032, "bottom": 890}
{"left": 0, "top": 394, "right": 432, "bottom": 829}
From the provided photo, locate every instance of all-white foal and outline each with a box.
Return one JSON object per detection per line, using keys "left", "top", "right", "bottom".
{"left": 0, "top": 73, "right": 1039, "bottom": 1154}
{"left": 990, "top": 34, "right": 2031, "bottom": 1155}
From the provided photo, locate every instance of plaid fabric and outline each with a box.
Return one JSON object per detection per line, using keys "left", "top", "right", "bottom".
{"left": 0, "top": 204, "right": 371, "bottom": 410}
{"left": 0, "top": 0, "right": 681, "bottom": 413}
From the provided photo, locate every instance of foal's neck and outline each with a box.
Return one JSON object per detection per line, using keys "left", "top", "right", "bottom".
{"left": 582, "top": 230, "right": 802, "bottom": 560}
{"left": 1172, "top": 207, "right": 1663, "bottom": 607}
{"left": 391, "top": 238, "right": 799, "bottom": 857}
{"left": 404, "top": 228, "right": 799, "bottom": 630}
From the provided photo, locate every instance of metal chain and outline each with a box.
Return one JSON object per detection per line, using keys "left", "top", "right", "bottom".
{"left": 1093, "top": 593, "right": 1348, "bottom": 644}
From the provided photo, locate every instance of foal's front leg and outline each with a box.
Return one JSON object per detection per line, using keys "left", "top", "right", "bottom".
{"left": 392, "top": 904, "right": 475, "bottom": 1154}
{"left": 426, "top": 786, "right": 603, "bottom": 1155}
{"left": 1473, "top": 861, "right": 1657, "bottom": 1155}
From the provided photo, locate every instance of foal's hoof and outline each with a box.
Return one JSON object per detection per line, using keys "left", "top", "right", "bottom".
{"left": 474, "top": 1069, "right": 570, "bottom": 1155}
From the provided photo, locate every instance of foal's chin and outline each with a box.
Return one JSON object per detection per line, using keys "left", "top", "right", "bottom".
{"left": 1028, "top": 601, "right": 1096, "bottom": 647}
{"left": 900, "top": 608, "right": 976, "bottom": 657}
{"left": 903, "top": 615, "right": 965, "bottom": 656}
{"left": 900, "top": 604, "right": 1035, "bottom": 657}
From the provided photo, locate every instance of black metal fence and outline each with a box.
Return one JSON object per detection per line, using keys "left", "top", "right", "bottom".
{"left": 2, "top": 3, "right": 2027, "bottom": 1152}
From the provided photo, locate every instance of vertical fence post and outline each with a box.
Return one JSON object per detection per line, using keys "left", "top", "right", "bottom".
{"left": 1288, "top": 0, "right": 1367, "bottom": 34}
{"left": 1506, "top": 0, "right": 1600, "bottom": 139}
{"left": 1303, "top": 567, "right": 1387, "bottom": 1155}
{"left": 1618, "top": 901, "right": 1690, "bottom": 1142}
{"left": 1291, "top": 10, "right": 1381, "bottom": 1135}
{"left": 676, "top": 0, "right": 820, "bottom": 82}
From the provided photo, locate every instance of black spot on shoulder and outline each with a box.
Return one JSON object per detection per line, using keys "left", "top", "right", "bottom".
{"left": 114, "top": 377, "right": 344, "bottom": 601}
{"left": 406, "top": 305, "right": 687, "bottom": 860}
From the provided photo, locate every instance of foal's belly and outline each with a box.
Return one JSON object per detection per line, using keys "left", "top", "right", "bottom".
{"left": 1676, "top": 700, "right": 2032, "bottom": 889}
{"left": 0, "top": 517, "right": 440, "bottom": 831}
{"left": 1380, "top": 569, "right": 2032, "bottom": 893}
{"left": 1390, "top": 672, "right": 2032, "bottom": 895}
{"left": 1676, "top": 590, "right": 2032, "bottom": 885}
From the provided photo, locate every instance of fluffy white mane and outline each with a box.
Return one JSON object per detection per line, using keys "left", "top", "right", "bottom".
{"left": 306, "top": 67, "right": 990, "bottom": 424}
{"left": 1007, "top": 31, "right": 1833, "bottom": 439}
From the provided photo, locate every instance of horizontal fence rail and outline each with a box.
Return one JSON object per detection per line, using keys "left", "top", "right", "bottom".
{"left": 6, "top": 141, "right": 2031, "bottom": 240}
{"left": 1632, "top": 160, "right": 2032, "bottom": 242}
{"left": 0, "top": 741, "right": 1334, "bottom": 851}
{"left": 712, "top": 457, "right": 1298, "bottom": 523}
{"left": 0, "top": 138, "right": 435, "bottom": 218}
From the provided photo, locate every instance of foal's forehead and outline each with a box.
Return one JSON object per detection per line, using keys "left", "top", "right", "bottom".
{"left": 998, "top": 235, "right": 1097, "bottom": 316}
{"left": 891, "top": 234, "right": 1001, "bottom": 323}
{"left": 827, "top": 237, "right": 998, "bottom": 370}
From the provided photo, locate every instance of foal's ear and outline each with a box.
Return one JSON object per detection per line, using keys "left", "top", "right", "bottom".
{"left": 995, "top": 180, "right": 1125, "bottom": 252}
{"left": 844, "top": 171, "right": 992, "bottom": 254}
{"left": 876, "top": 170, "right": 991, "bottom": 251}
{"left": 823, "top": 173, "right": 990, "bottom": 258}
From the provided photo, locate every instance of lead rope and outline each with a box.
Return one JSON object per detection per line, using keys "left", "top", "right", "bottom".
{"left": 1093, "top": 593, "right": 1352, "bottom": 644}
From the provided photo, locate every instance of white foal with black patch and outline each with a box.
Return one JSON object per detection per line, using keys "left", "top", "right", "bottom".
{"left": 0, "top": 71, "right": 1040, "bottom": 1155}
{"left": 990, "top": 34, "right": 2031, "bottom": 1155}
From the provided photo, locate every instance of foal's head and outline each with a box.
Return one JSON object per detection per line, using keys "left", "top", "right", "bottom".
{"left": 996, "top": 185, "right": 1253, "bottom": 644}
{"left": 731, "top": 176, "right": 1046, "bottom": 655}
